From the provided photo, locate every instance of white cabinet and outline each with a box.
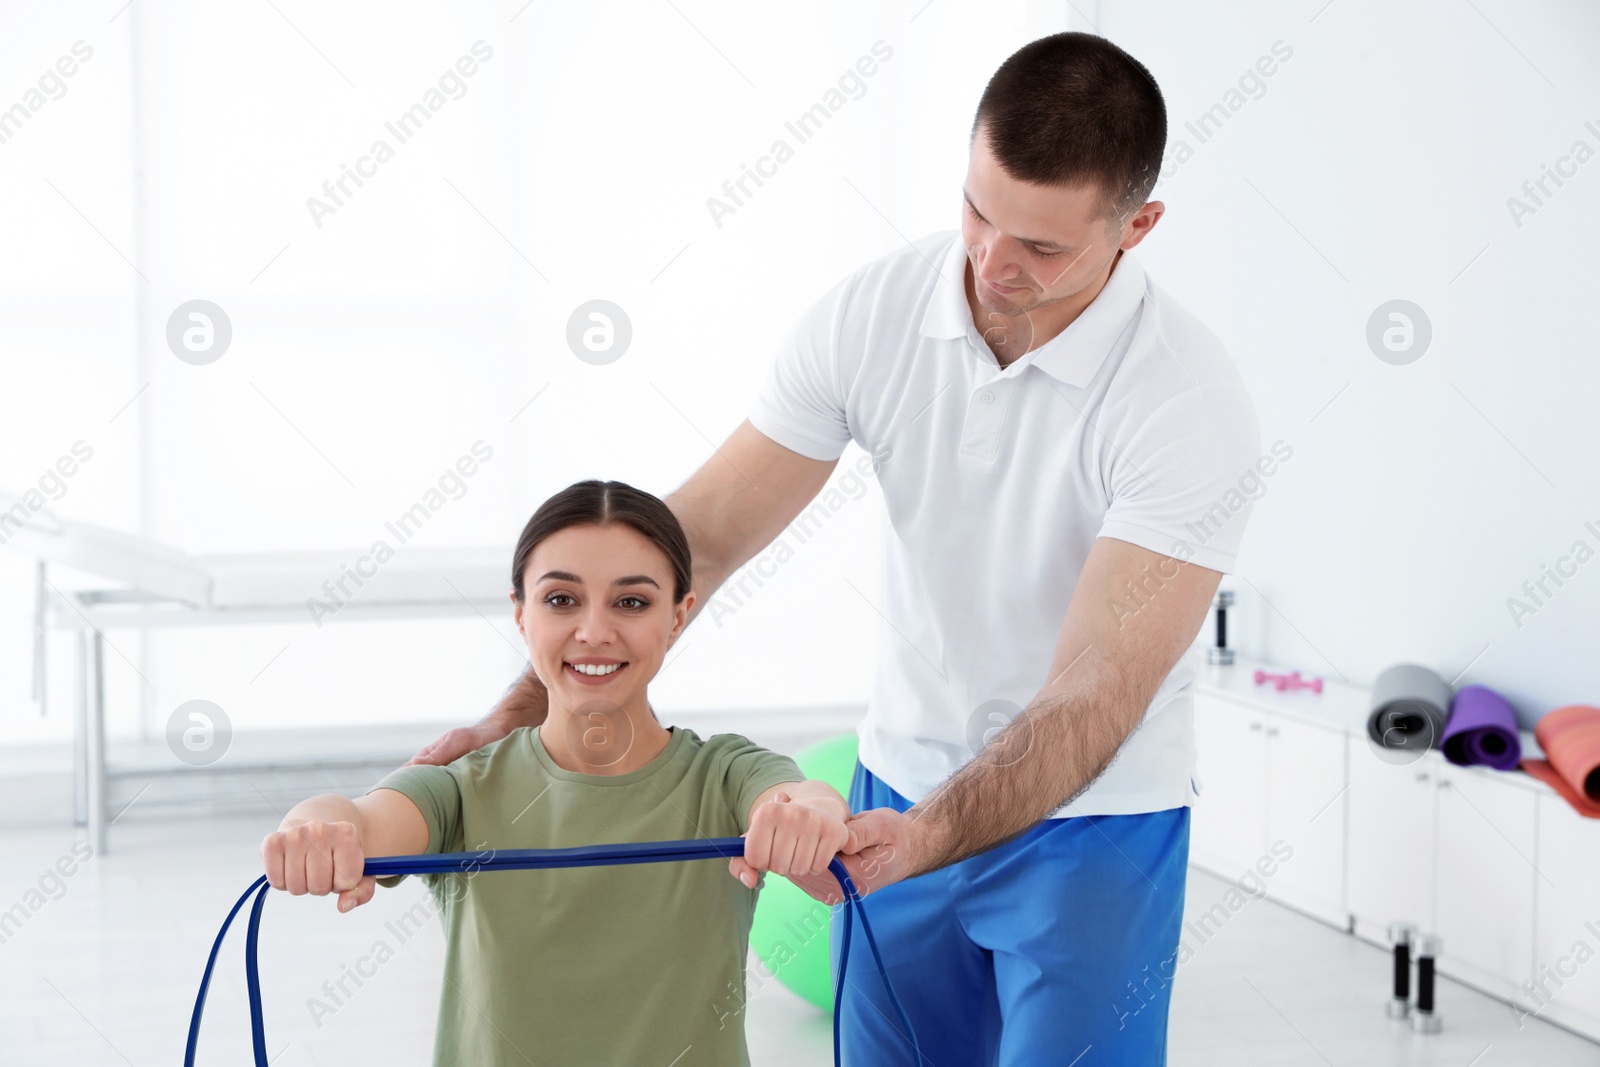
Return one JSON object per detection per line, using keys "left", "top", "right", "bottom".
{"left": 1531, "top": 796, "right": 1600, "bottom": 1037}
{"left": 1191, "top": 692, "right": 1266, "bottom": 875}
{"left": 1345, "top": 748, "right": 1540, "bottom": 1002}
{"left": 1197, "top": 660, "right": 1600, "bottom": 1044}
{"left": 1346, "top": 749, "right": 1437, "bottom": 940}
{"left": 1264, "top": 714, "right": 1347, "bottom": 923}
{"left": 1191, "top": 694, "right": 1348, "bottom": 927}
{"left": 1434, "top": 764, "right": 1537, "bottom": 999}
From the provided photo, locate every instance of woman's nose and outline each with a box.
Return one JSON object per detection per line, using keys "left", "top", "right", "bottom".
{"left": 572, "top": 608, "right": 616, "bottom": 645}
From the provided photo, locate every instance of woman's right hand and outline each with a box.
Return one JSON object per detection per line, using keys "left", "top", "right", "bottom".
{"left": 261, "top": 819, "right": 376, "bottom": 913}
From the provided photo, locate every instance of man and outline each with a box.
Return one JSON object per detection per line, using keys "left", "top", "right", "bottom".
{"left": 413, "top": 31, "right": 1261, "bottom": 1064}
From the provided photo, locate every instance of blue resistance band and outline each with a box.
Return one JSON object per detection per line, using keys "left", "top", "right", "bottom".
{"left": 184, "top": 836, "right": 922, "bottom": 1067}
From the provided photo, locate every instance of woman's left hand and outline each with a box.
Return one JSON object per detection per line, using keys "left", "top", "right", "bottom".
{"left": 731, "top": 791, "right": 850, "bottom": 890}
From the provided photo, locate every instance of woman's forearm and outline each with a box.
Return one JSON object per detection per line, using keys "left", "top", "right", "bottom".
{"left": 787, "top": 779, "right": 851, "bottom": 823}
{"left": 280, "top": 792, "right": 363, "bottom": 831}
{"left": 274, "top": 788, "right": 430, "bottom": 860}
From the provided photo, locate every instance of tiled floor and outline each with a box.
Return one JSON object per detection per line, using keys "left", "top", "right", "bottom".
{"left": 3, "top": 786, "right": 1597, "bottom": 1065}
{"left": 1166, "top": 869, "right": 1600, "bottom": 1066}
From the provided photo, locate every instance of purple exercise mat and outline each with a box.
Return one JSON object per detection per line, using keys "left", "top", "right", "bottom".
{"left": 1442, "top": 684, "right": 1522, "bottom": 769}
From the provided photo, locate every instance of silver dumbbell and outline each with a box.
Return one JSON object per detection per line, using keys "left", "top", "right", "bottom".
{"left": 1206, "top": 590, "right": 1234, "bottom": 665}
{"left": 1411, "top": 934, "right": 1442, "bottom": 1033}
{"left": 1387, "top": 922, "right": 1416, "bottom": 1019}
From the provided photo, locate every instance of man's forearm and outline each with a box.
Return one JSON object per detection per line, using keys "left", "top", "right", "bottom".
{"left": 484, "top": 666, "right": 552, "bottom": 731}
{"left": 665, "top": 485, "right": 742, "bottom": 632}
{"left": 903, "top": 658, "right": 1144, "bottom": 878}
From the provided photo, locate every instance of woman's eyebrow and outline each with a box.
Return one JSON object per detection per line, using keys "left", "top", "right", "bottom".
{"left": 537, "top": 570, "right": 661, "bottom": 589}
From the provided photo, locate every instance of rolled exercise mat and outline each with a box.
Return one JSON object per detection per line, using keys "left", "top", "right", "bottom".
{"left": 1368, "top": 663, "right": 1452, "bottom": 754}
{"left": 1441, "top": 684, "right": 1523, "bottom": 769}
{"left": 1521, "top": 704, "right": 1600, "bottom": 818}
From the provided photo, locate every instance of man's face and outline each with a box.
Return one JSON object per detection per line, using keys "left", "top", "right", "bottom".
{"left": 960, "top": 125, "right": 1126, "bottom": 319}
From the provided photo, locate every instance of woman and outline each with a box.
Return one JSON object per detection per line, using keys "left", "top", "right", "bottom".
{"left": 260, "top": 479, "right": 851, "bottom": 1066}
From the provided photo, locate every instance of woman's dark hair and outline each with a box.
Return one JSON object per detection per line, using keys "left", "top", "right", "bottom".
{"left": 971, "top": 31, "right": 1166, "bottom": 226}
{"left": 511, "top": 480, "right": 691, "bottom": 605}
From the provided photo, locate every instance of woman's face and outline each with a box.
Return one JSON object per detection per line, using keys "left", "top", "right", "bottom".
{"left": 512, "top": 523, "right": 692, "bottom": 719}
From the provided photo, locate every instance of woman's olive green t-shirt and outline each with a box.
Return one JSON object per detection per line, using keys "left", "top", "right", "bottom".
{"left": 369, "top": 725, "right": 804, "bottom": 1067}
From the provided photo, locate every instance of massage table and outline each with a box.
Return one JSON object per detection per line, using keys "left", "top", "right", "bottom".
{"left": 2, "top": 496, "right": 511, "bottom": 852}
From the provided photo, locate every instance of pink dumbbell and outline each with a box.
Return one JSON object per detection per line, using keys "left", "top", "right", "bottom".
{"left": 1253, "top": 668, "right": 1324, "bottom": 694}
{"left": 1284, "top": 673, "right": 1323, "bottom": 694}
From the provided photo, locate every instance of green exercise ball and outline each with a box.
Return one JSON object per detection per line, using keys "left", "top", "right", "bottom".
{"left": 748, "top": 731, "right": 860, "bottom": 1012}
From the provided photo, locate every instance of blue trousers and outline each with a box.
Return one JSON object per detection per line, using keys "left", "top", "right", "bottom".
{"left": 832, "top": 762, "right": 1191, "bottom": 1066}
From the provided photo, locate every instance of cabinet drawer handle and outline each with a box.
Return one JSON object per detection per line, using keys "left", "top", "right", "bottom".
{"left": 1266, "top": 727, "right": 1279, "bottom": 737}
{"left": 1249, "top": 722, "right": 1263, "bottom": 731}
{"left": 1416, "top": 772, "right": 1430, "bottom": 783}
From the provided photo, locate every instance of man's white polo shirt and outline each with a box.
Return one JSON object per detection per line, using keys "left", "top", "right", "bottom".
{"left": 748, "top": 229, "right": 1262, "bottom": 818}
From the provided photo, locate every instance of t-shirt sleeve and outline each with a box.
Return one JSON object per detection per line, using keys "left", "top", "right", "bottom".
{"left": 715, "top": 734, "right": 806, "bottom": 835}
{"left": 746, "top": 270, "right": 859, "bottom": 462}
{"left": 1096, "top": 380, "right": 1263, "bottom": 574}
{"left": 366, "top": 763, "right": 465, "bottom": 886}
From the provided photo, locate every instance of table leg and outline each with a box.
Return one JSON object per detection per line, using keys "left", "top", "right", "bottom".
{"left": 73, "top": 629, "right": 87, "bottom": 827}
{"left": 86, "top": 630, "right": 108, "bottom": 856}
{"left": 32, "top": 560, "right": 46, "bottom": 714}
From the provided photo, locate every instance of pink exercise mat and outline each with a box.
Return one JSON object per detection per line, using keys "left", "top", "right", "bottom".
{"left": 1521, "top": 704, "right": 1600, "bottom": 819}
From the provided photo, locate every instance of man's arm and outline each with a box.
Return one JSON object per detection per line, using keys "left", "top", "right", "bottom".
{"left": 834, "top": 536, "right": 1223, "bottom": 895}
{"left": 408, "top": 420, "right": 841, "bottom": 765}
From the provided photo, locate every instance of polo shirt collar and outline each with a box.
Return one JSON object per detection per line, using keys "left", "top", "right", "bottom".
{"left": 919, "top": 231, "right": 1148, "bottom": 389}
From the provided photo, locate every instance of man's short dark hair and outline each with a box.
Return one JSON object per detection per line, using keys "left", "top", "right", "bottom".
{"left": 972, "top": 32, "right": 1166, "bottom": 227}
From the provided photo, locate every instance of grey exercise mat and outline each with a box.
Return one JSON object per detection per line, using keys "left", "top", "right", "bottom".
{"left": 1367, "top": 663, "right": 1451, "bottom": 753}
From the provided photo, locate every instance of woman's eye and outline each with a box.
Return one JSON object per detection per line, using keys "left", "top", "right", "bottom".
{"left": 543, "top": 592, "right": 648, "bottom": 610}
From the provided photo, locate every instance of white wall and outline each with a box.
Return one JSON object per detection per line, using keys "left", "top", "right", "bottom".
{"left": 6, "top": 0, "right": 1592, "bottom": 750}
{"left": 1096, "top": 0, "right": 1600, "bottom": 724}
{"left": 0, "top": 0, "right": 1056, "bottom": 745}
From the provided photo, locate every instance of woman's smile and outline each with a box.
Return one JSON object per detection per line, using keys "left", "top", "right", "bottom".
{"left": 564, "top": 658, "right": 628, "bottom": 685}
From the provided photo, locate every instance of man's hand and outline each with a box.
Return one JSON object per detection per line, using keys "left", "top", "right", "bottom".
{"left": 411, "top": 667, "right": 551, "bottom": 766}
{"left": 781, "top": 807, "right": 919, "bottom": 905}
{"left": 730, "top": 791, "right": 850, "bottom": 891}
{"left": 261, "top": 818, "right": 376, "bottom": 913}
{"left": 407, "top": 721, "right": 513, "bottom": 767}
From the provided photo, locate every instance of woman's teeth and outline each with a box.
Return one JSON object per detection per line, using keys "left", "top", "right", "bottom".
{"left": 569, "top": 662, "right": 622, "bottom": 676}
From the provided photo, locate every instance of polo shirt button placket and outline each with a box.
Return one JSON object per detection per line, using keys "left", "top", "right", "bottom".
{"left": 961, "top": 380, "right": 1009, "bottom": 460}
